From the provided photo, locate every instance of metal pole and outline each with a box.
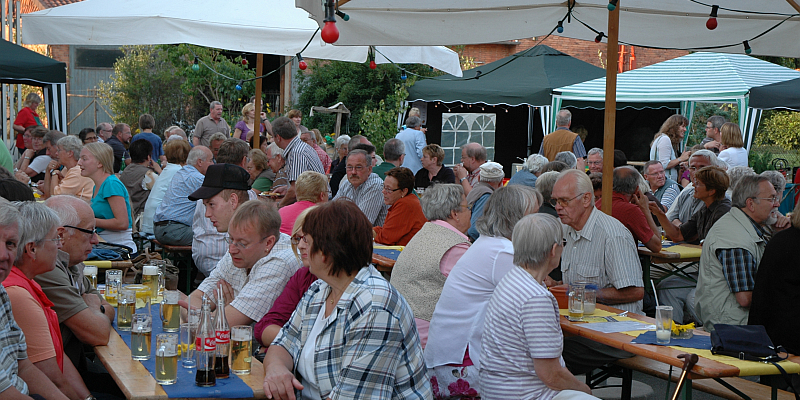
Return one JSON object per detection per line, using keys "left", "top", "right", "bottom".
{"left": 600, "top": 0, "right": 620, "bottom": 215}
{"left": 253, "top": 53, "right": 264, "bottom": 149}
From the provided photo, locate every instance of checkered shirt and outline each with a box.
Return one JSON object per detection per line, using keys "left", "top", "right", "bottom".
{"left": 0, "top": 286, "right": 28, "bottom": 395}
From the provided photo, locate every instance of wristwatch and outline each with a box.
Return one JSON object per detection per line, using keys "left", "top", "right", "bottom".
{"left": 460, "top": 177, "right": 467, "bottom": 183}
{"left": 50, "top": 169, "right": 59, "bottom": 176}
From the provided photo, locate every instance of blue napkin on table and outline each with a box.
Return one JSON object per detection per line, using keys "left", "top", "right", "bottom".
{"left": 631, "top": 331, "right": 712, "bottom": 350}
{"left": 373, "top": 248, "right": 401, "bottom": 261}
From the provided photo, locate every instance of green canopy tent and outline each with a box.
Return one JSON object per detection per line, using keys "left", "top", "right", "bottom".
{"left": 750, "top": 78, "right": 800, "bottom": 111}
{"left": 406, "top": 45, "right": 605, "bottom": 169}
{"left": 0, "top": 39, "right": 68, "bottom": 143}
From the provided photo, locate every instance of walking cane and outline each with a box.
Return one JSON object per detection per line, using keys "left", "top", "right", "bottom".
{"left": 671, "top": 353, "right": 699, "bottom": 400}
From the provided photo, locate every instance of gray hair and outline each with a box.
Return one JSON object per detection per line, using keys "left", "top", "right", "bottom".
{"left": 476, "top": 185, "right": 541, "bottom": 239}
{"left": 638, "top": 173, "right": 651, "bottom": 195}
{"left": 43, "top": 130, "right": 65, "bottom": 146}
{"left": 557, "top": 169, "right": 595, "bottom": 203}
{"left": 690, "top": 149, "right": 719, "bottom": 167}
{"left": 462, "top": 143, "right": 488, "bottom": 162}
{"left": 536, "top": 171, "right": 560, "bottom": 203}
{"left": 266, "top": 142, "right": 284, "bottom": 159}
{"left": 209, "top": 132, "right": 228, "bottom": 143}
{"left": 170, "top": 128, "right": 188, "bottom": 140}
{"left": 612, "top": 166, "right": 641, "bottom": 194}
{"left": 348, "top": 135, "right": 366, "bottom": 152}
{"left": 57, "top": 135, "right": 83, "bottom": 161}
{"left": 587, "top": 147, "right": 603, "bottom": 157}
{"left": 406, "top": 115, "right": 422, "bottom": 129}
{"left": 727, "top": 166, "right": 756, "bottom": 193}
{"left": 96, "top": 122, "right": 112, "bottom": 133}
{"left": 335, "top": 135, "right": 351, "bottom": 152}
{"left": 45, "top": 195, "right": 83, "bottom": 226}
{"left": 524, "top": 154, "right": 549, "bottom": 174}
{"left": 643, "top": 160, "right": 661, "bottom": 175}
{"left": 383, "top": 138, "right": 405, "bottom": 162}
{"left": 209, "top": 101, "right": 222, "bottom": 110}
{"left": 15, "top": 201, "right": 61, "bottom": 262}
{"left": 760, "top": 170, "right": 786, "bottom": 195}
{"left": 513, "top": 213, "right": 563, "bottom": 269}
{"left": 731, "top": 175, "right": 770, "bottom": 208}
{"left": 421, "top": 183, "right": 464, "bottom": 221}
{"left": 186, "top": 146, "right": 210, "bottom": 167}
{"left": 0, "top": 200, "right": 20, "bottom": 231}
{"left": 555, "top": 109, "right": 572, "bottom": 127}
{"left": 707, "top": 115, "right": 727, "bottom": 131}
{"left": 555, "top": 151, "right": 577, "bottom": 169}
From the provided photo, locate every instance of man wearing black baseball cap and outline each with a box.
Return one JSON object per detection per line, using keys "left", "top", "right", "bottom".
{"left": 184, "top": 163, "right": 300, "bottom": 327}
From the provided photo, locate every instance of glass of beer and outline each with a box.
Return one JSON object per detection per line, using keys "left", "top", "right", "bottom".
{"left": 230, "top": 325, "right": 252, "bottom": 375}
{"left": 117, "top": 289, "right": 135, "bottom": 331}
{"left": 105, "top": 269, "right": 123, "bottom": 307}
{"left": 155, "top": 333, "right": 179, "bottom": 385}
{"left": 181, "top": 321, "right": 197, "bottom": 368}
{"left": 142, "top": 265, "right": 164, "bottom": 302}
{"left": 131, "top": 313, "right": 153, "bottom": 360}
{"left": 160, "top": 290, "right": 180, "bottom": 332}
{"left": 83, "top": 265, "right": 98, "bottom": 290}
{"left": 568, "top": 282, "right": 585, "bottom": 319}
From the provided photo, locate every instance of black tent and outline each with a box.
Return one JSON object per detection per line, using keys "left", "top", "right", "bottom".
{"left": 405, "top": 45, "right": 605, "bottom": 175}
{"left": 750, "top": 77, "right": 800, "bottom": 111}
{"left": 1, "top": 39, "right": 68, "bottom": 135}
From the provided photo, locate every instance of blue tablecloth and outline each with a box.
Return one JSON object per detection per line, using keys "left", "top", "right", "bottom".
{"left": 114, "top": 311, "right": 254, "bottom": 398}
{"left": 631, "top": 331, "right": 712, "bottom": 350}
{"left": 373, "top": 248, "right": 401, "bottom": 260}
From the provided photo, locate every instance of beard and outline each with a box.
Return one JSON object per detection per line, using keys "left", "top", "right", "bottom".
{"left": 764, "top": 209, "right": 779, "bottom": 226}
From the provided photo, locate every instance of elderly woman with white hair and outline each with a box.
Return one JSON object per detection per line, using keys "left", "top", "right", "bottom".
{"left": 467, "top": 161, "right": 505, "bottom": 240}
{"left": 3, "top": 202, "right": 93, "bottom": 400}
{"left": 480, "top": 214, "right": 595, "bottom": 399}
{"left": 390, "top": 183, "right": 472, "bottom": 347}
{"left": 555, "top": 151, "right": 578, "bottom": 169}
{"left": 425, "top": 185, "right": 541, "bottom": 398}
{"left": 42, "top": 135, "right": 94, "bottom": 202}
{"left": 508, "top": 153, "right": 548, "bottom": 188}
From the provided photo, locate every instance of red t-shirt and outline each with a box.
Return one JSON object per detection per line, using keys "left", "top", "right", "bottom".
{"left": 13, "top": 106, "right": 41, "bottom": 149}
{"left": 596, "top": 192, "right": 654, "bottom": 245}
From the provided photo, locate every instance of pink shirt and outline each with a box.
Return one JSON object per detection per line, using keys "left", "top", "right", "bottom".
{"left": 415, "top": 219, "right": 470, "bottom": 348}
{"left": 278, "top": 200, "right": 317, "bottom": 235}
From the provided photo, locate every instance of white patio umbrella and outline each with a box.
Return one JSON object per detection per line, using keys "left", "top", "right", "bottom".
{"left": 19, "top": 0, "right": 463, "bottom": 77}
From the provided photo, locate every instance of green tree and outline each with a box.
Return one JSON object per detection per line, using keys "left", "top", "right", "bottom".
{"left": 754, "top": 110, "right": 800, "bottom": 150}
{"left": 686, "top": 102, "right": 737, "bottom": 148}
{"left": 360, "top": 78, "right": 414, "bottom": 154}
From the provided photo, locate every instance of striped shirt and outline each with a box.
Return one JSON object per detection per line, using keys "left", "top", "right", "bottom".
{"left": 191, "top": 191, "right": 257, "bottom": 276}
{"left": 333, "top": 173, "right": 388, "bottom": 226}
{"left": 197, "top": 233, "right": 300, "bottom": 322}
{"left": 561, "top": 207, "right": 644, "bottom": 314}
{"left": 0, "top": 286, "right": 28, "bottom": 395}
{"left": 480, "top": 266, "right": 563, "bottom": 400}
{"left": 666, "top": 184, "right": 704, "bottom": 224}
{"left": 283, "top": 136, "right": 324, "bottom": 182}
{"left": 272, "top": 266, "right": 431, "bottom": 400}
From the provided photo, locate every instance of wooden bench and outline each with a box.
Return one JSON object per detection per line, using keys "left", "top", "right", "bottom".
{"left": 149, "top": 239, "right": 194, "bottom": 293}
{"left": 615, "top": 355, "right": 795, "bottom": 400}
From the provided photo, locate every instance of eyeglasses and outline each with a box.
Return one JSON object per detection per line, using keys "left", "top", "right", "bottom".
{"left": 345, "top": 165, "right": 366, "bottom": 172}
{"left": 752, "top": 196, "right": 780, "bottom": 204}
{"left": 41, "top": 237, "right": 62, "bottom": 245}
{"left": 224, "top": 236, "right": 267, "bottom": 250}
{"left": 64, "top": 225, "right": 97, "bottom": 236}
{"left": 549, "top": 193, "right": 586, "bottom": 208}
{"left": 290, "top": 234, "right": 308, "bottom": 246}
{"left": 587, "top": 161, "right": 602, "bottom": 166}
{"left": 382, "top": 186, "right": 402, "bottom": 193}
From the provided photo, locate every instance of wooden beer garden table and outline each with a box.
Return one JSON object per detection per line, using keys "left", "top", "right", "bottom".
{"left": 371, "top": 245, "right": 403, "bottom": 275}
{"left": 637, "top": 243, "right": 702, "bottom": 290}
{"left": 561, "top": 304, "right": 800, "bottom": 400}
{"left": 95, "top": 329, "right": 266, "bottom": 400}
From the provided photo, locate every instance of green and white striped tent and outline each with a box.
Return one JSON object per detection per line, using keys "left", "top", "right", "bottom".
{"left": 551, "top": 52, "right": 800, "bottom": 150}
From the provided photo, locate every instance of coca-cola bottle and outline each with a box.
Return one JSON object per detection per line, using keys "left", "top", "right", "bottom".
{"left": 214, "top": 287, "right": 230, "bottom": 379}
{"left": 195, "top": 295, "right": 216, "bottom": 387}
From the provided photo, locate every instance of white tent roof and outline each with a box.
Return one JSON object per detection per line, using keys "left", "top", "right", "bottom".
{"left": 554, "top": 52, "right": 800, "bottom": 103}
{"left": 296, "top": 0, "right": 800, "bottom": 57}
{"left": 20, "top": 0, "right": 463, "bottom": 77}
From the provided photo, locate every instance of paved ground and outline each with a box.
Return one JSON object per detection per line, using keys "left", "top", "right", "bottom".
{"left": 587, "top": 372, "right": 734, "bottom": 400}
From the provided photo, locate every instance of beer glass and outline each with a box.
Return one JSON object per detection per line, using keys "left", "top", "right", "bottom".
{"left": 655, "top": 306, "right": 673, "bottom": 345}
{"left": 155, "top": 333, "right": 179, "bottom": 385}
{"left": 230, "top": 325, "right": 252, "bottom": 375}
{"left": 117, "top": 289, "right": 135, "bottom": 331}
{"left": 568, "top": 282, "right": 585, "bottom": 319}
{"left": 131, "top": 314, "right": 153, "bottom": 360}
{"left": 160, "top": 290, "right": 180, "bottom": 332}
{"left": 577, "top": 282, "right": 597, "bottom": 315}
{"left": 105, "top": 269, "right": 123, "bottom": 307}
{"left": 83, "top": 265, "right": 98, "bottom": 291}
{"left": 142, "top": 265, "right": 164, "bottom": 301}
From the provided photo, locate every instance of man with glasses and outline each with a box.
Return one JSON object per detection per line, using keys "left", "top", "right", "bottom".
{"left": 273, "top": 117, "right": 324, "bottom": 207}
{"left": 96, "top": 122, "right": 113, "bottom": 143}
{"left": 700, "top": 115, "right": 726, "bottom": 154}
{"left": 643, "top": 160, "right": 680, "bottom": 209}
{"left": 695, "top": 174, "right": 779, "bottom": 331}
{"left": 586, "top": 148, "right": 603, "bottom": 174}
{"left": 333, "top": 149, "right": 388, "bottom": 226}
{"left": 38, "top": 196, "right": 120, "bottom": 394}
{"left": 185, "top": 186, "right": 299, "bottom": 327}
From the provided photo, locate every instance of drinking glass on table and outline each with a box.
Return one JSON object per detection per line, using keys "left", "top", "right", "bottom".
{"left": 160, "top": 290, "right": 180, "bottom": 332}
{"left": 132, "top": 314, "right": 153, "bottom": 360}
{"left": 83, "top": 265, "right": 98, "bottom": 290}
{"left": 117, "top": 289, "right": 135, "bottom": 331}
{"left": 142, "top": 264, "right": 164, "bottom": 301}
{"left": 655, "top": 305, "right": 673, "bottom": 345}
{"left": 231, "top": 325, "right": 253, "bottom": 375}
{"left": 578, "top": 282, "right": 597, "bottom": 315}
{"left": 105, "top": 269, "right": 123, "bottom": 307}
{"left": 568, "top": 282, "right": 585, "bottom": 318}
{"left": 155, "top": 333, "right": 179, "bottom": 385}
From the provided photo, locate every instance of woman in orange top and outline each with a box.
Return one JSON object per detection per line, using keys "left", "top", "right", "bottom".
{"left": 373, "top": 167, "right": 427, "bottom": 246}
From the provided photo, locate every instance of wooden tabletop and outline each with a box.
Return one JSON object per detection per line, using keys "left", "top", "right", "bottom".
{"left": 561, "top": 304, "right": 800, "bottom": 380}
{"left": 637, "top": 243, "right": 702, "bottom": 264}
{"left": 371, "top": 253, "right": 396, "bottom": 272}
{"left": 95, "top": 329, "right": 265, "bottom": 400}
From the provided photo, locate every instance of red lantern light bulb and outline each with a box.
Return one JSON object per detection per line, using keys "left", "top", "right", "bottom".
{"left": 299, "top": 60, "right": 307, "bottom": 70}
{"left": 321, "top": 21, "right": 339, "bottom": 44}
{"left": 369, "top": 60, "right": 376, "bottom": 70}
{"left": 241, "top": 59, "right": 248, "bottom": 65}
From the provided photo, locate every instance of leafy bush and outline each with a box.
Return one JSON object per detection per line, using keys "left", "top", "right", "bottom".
{"left": 687, "top": 102, "right": 737, "bottom": 148}
{"left": 754, "top": 110, "right": 800, "bottom": 150}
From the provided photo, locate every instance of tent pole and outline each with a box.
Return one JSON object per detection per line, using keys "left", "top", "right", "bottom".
{"left": 786, "top": 0, "right": 800, "bottom": 13}
{"left": 601, "top": 0, "right": 621, "bottom": 215}
{"left": 254, "top": 53, "right": 264, "bottom": 150}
